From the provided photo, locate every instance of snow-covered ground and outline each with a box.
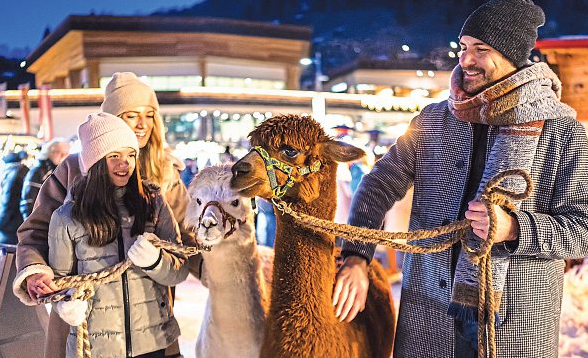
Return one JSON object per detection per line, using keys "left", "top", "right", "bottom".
{"left": 559, "top": 261, "right": 588, "bottom": 358}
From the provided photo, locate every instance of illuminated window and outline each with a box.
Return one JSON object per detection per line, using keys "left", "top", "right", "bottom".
{"left": 100, "top": 75, "right": 203, "bottom": 91}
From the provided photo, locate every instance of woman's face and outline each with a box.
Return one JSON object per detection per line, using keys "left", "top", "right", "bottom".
{"left": 106, "top": 147, "right": 137, "bottom": 187}
{"left": 119, "top": 106, "right": 156, "bottom": 149}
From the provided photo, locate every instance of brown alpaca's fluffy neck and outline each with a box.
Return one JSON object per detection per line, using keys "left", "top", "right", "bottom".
{"left": 266, "top": 215, "right": 338, "bottom": 357}
{"left": 265, "top": 164, "right": 343, "bottom": 355}
{"left": 287, "top": 163, "right": 338, "bottom": 219}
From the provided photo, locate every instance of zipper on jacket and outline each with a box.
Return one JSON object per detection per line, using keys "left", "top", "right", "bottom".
{"left": 117, "top": 231, "right": 133, "bottom": 358}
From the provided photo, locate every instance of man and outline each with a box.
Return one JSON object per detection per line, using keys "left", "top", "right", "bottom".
{"left": 334, "top": 1, "right": 588, "bottom": 357}
{"left": 180, "top": 157, "right": 196, "bottom": 187}
{"left": 20, "top": 138, "right": 70, "bottom": 220}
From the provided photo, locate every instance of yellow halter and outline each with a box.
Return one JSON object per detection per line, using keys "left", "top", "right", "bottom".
{"left": 250, "top": 146, "right": 322, "bottom": 199}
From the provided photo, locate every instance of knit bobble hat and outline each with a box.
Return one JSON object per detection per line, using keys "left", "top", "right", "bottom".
{"left": 100, "top": 72, "right": 159, "bottom": 116}
{"left": 77, "top": 112, "right": 140, "bottom": 175}
{"left": 459, "top": 0, "right": 545, "bottom": 68}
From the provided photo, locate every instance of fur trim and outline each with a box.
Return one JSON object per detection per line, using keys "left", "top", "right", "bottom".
{"left": 12, "top": 264, "right": 54, "bottom": 306}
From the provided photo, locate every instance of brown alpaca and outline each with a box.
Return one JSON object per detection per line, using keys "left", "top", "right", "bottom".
{"left": 231, "top": 114, "right": 395, "bottom": 358}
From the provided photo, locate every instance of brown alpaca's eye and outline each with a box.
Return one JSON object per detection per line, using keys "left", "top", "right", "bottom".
{"left": 282, "top": 147, "right": 299, "bottom": 158}
{"left": 196, "top": 198, "right": 202, "bottom": 205}
{"left": 231, "top": 199, "right": 239, "bottom": 207}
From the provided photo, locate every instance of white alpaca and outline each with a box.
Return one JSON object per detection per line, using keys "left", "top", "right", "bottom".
{"left": 184, "top": 164, "right": 271, "bottom": 358}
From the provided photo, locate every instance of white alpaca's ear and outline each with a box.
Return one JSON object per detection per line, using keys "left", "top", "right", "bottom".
{"left": 319, "top": 140, "right": 365, "bottom": 163}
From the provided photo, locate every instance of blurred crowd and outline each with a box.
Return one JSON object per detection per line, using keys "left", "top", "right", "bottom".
{"left": 0, "top": 138, "right": 70, "bottom": 244}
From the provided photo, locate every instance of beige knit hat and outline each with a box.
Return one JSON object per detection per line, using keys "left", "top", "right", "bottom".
{"left": 77, "top": 112, "right": 140, "bottom": 175}
{"left": 100, "top": 72, "right": 160, "bottom": 116}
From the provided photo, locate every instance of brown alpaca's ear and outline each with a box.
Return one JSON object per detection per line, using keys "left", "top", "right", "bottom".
{"left": 319, "top": 140, "right": 365, "bottom": 163}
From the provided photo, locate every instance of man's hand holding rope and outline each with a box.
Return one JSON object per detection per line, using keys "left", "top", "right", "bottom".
{"left": 466, "top": 200, "right": 519, "bottom": 243}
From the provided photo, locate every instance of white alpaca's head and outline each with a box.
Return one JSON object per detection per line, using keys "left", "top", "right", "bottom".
{"left": 185, "top": 164, "right": 255, "bottom": 246}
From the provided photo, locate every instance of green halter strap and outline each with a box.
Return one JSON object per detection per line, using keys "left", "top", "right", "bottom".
{"left": 250, "top": 146, "right": 322, "bottom": 199}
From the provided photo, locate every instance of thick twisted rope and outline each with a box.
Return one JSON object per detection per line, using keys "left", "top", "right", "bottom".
{"left": 38, "top": 236, "right": 209, "bottom": 358}
{"left": 273, "top": 169, "right": 532, "bottom": 358}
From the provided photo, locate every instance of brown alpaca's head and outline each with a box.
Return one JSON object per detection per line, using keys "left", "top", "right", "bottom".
{"left": 231, "top": 114, "right": 365, "bottom": 205}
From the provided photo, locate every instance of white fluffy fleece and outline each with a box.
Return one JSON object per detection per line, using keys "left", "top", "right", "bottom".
{"left": 185, "top": 164, "right": 270, "bottom": 358}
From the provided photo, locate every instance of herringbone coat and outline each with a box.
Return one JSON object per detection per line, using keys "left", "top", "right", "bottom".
{"left": 343, "top": 101, "right": 588, "bottom": 358}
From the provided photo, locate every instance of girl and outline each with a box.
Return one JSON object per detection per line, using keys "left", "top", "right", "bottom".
{"left": 14, "top": 73, "right": 193, "bottom": 358}
{"left": 49, "top": 112, "right": 188, "bottom": 358}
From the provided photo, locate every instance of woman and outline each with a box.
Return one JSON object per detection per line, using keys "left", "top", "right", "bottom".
{"left": 49, "top": 112, "right": 187, "bottom": 358}
{"left": 14, "top": 73, "right": 196, "bottom": 358}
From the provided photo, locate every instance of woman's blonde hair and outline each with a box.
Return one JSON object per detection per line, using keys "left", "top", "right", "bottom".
{"left": 137, "top": 111, "right": 167, "bottom": 188}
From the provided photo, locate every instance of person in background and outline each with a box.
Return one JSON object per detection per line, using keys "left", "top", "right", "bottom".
{"left": 256, "top": 198, "right": 276, "bottom": 247}
{"left": 220, "top": 145, "right": 236, "bottom": 163}
{"left": 20, "top": 138, "right": 70, "bottom": 220}
{"left": 334, "top": 1, "right": 588, "bottom": 357}
{"left": 180, "top": 158, "right": 196, "bottom": 187}
{"left": 0, "top": 151, "right": 29, "bottom": 245}
{"left": 14, "top": 72, "right": 195, "bottom": 358}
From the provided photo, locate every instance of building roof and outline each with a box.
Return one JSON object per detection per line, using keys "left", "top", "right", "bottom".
{"left": 536, "top": 36, "right": 588, "bottom": 49}
{"left": 27, "top": 15, "right": 312, "bottom": 65}
{"left": 328, "top": 58, "right": 443, "bottom": 79}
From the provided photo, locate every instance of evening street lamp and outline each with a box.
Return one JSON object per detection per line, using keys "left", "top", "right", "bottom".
{"left": 448, "top": 41, "right": 461, "bottom": 59}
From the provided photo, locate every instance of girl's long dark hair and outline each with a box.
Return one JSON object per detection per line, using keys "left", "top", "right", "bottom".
{"left": 71, "top": 157, "right": 154, "bottom": 247}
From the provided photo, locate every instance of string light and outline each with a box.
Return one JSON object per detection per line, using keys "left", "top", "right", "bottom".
{"left": 361, "top": 89, "right": 439, "bottom": 112}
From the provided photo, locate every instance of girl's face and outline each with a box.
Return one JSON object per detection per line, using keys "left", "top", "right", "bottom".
{"left": 106, "top": 147, "right": 137, "bottom": 187}
{"left": 119, "top": 106, "right": 156, "bottom": 149}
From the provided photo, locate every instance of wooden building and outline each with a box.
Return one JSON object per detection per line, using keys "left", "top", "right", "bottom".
{"left": 325, "top": 58, "right": 451, "bottom": 98}
{"left": 26, "top": 15, "right": 311, "bottom": 90}
{"left": 536, "top": 37, "right": 588, "bottom": 121}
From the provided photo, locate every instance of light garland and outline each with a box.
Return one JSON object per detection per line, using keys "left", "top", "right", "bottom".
{"left": 360, "top": 92, "right": 439, "bottom": 112}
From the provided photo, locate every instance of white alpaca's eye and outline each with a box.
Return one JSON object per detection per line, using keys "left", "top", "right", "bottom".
{"left": 196, "top": 198, "right": 202, "bottom": 205}
{"left": 231, "top": 199, "right": 239, "bottom": 207}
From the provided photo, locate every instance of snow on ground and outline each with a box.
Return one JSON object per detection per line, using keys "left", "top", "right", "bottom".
{"left": 559, "top": 261, "right": 588, "bottom": 358}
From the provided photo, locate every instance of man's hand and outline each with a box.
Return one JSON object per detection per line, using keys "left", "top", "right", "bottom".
{"left": 465, "top": 200, "right": 519, "bottom": 243}
{"left": 26, "top": 272, "right": 59, "bottom": 299}
{"left": 333, "top": 255, "right": 369, "bottom": 322}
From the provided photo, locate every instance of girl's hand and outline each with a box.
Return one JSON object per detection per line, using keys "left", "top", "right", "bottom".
{"left": 26, "top": 272, "right": 59, "bottom": 299}
{"left": 128, "top": 234, "right": 161, "bottom": 268}
{"left": 55, "top": 298, "right": 88, "bottom": 326}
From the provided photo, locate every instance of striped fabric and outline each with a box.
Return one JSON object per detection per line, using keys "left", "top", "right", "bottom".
{"left": 341, "top": 101, "right": 588, "bottom": 357}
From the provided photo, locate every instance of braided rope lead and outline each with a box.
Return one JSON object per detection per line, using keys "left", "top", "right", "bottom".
{"left": 274, "top": 169, "right": 532, "bottom": 358}
{"left": 39, "top": 236, "right": 209, "bottom": 358}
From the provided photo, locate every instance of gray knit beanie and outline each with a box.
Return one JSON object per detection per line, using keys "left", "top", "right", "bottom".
{"left": 459, "top": 0, "right": 545, "bottom": 68}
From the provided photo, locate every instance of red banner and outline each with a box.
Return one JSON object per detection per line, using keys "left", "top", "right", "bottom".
{"left": 37, "top": 85, "right": 53, "bottom": 140}
{"left": 18, "top": 83, "right": 30, "bottom": 134}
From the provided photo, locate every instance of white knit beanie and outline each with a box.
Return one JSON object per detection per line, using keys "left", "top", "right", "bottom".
{"left": 77, "top": 112, "right": 140, "bottom": 175}
{"left": 100, "top": 72, "right": 160, "bottom": 116}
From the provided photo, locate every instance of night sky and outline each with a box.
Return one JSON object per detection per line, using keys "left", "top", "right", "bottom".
{"left": 1, "top": 1, "right": 202, "bottom": 52}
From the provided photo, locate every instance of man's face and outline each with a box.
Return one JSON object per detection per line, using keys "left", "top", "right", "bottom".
{"left": 458, "top": 35, "right": 517, "bottom": 95}
{"left": 48, "top": 142, "right": 70, "bottom": 166}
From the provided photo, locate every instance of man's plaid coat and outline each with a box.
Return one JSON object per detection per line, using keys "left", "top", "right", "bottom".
{"left": 342, "top": 101, "right": 588, "bottom": 358}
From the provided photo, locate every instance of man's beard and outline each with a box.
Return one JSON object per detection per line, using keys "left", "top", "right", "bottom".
{"left": 462, "top": 66, "right": 491, "bottom": 95}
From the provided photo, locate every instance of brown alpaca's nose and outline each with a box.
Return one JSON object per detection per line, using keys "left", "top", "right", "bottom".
{"left": 232, "top": 160, "right": 252, "bottom": 178}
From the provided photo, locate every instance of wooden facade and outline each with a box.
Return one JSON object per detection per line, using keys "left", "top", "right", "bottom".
{"left": 26, "top": 16, "right": 311, "bottom": 90}
{"left": 536, "top": 38, "right": 588, "bottom": 121}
